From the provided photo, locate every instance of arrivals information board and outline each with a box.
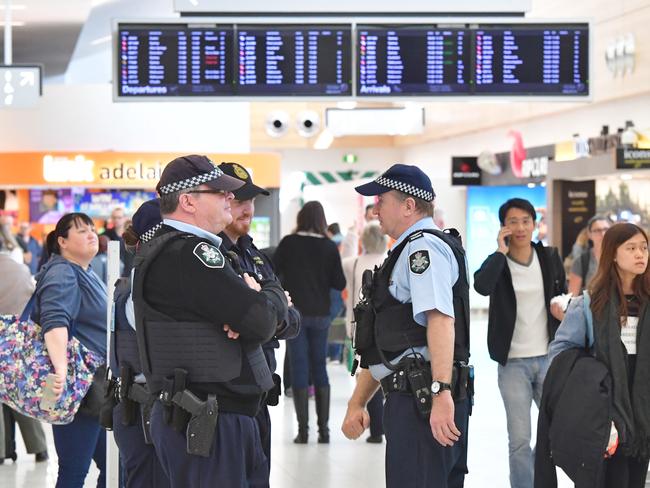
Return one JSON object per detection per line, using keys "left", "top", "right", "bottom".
{"left": 115, "top": 21, "right": 589, "bottom": 99}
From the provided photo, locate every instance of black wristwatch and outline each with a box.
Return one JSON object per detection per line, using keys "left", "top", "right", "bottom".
{"left": 431, "top": 380, "right": 452, "bottom": 395}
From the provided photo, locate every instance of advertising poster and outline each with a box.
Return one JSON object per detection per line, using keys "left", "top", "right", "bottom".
{"left": 466, "top": 185, "right": 547, "bottom": 290}
{"left": 29, "top": 189, "right": 74, "bottom": 224}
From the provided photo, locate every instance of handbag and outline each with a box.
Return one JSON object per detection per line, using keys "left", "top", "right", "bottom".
{"left": 0, "top": 294, "right": 104, "bottom": 424}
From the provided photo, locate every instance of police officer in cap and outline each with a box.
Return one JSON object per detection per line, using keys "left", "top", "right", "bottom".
{"left": 341, "top": 164, "right": 472, "bottom": 488}
{"left": 111, "top": 198, "right": 170, "bottom": 488}
{"left": 132, "top": 155, "right": 289, "bottom": 488}
{"left": 217, "top": 162, "right": 301, "bottom": 473}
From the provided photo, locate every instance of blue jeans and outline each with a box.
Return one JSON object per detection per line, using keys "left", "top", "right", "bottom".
{"left": 287, "top": 316, "right": 330, "bottom": 389}
{"left": 497, "top": 355, "right": 549, "bottom": 488}
{"left": 52, "top": 412, "right": 106, "bottom": 488}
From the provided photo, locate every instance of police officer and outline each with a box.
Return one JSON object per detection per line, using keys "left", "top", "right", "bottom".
{"left": 341, "top": 164, "right": 472, "bottom": 488}
{"left": 132, "top": 155, "right": 289, "bottom": 488}
{"left": 110, "top": 198, "right": 170, "bottom": 488}
{"left": 217, "top": 162, "right": 300, "bottom": 472}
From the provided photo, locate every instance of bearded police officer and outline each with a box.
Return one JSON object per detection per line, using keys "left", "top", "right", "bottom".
{"left": 341, "top": 164, "right": 472, "bottom": 488}
{"left": 217, "top": 162, "right": 300, "bottom": 472}
{"left": 132, "top": 155, "right": 289, "bottom": 488}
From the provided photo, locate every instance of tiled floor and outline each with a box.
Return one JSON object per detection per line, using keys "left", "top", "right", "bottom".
{"left": 0, "top": 319, "right": 635, "bottom": 487}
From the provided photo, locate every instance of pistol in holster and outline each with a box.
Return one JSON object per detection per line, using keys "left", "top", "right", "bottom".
{"left": 172, "top": 390, "right": 219, "bottom": 458}
{"left": 129, "top": 382, "right": 156, "bottom": 445}
{"left": 160, "top": 368, "right": 190, "bottom": 433}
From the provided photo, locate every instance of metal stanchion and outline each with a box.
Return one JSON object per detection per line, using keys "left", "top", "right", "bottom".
{"left": 106, "top": 241, "right": 121, "bottom": 488}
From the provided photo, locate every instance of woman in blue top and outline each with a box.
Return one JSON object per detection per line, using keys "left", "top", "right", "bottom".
{"left": 549, "top": 223, "right": 650, "bottom": 488}
{"left": 33, "top": 213, "right": 108, "bottom": 488}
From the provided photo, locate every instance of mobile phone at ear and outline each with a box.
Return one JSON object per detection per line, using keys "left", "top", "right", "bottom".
{"left": 504, "top": 235, "right": 510, "bottom": 247}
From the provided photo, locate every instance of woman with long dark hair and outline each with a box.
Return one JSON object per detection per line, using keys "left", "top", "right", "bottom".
{"left": 33, "top": 213, "right": 107, "bottom": 488}
{"left": 274, "top": 201, "right": 346, "bottom": 444}
{"left": 549, "top": 223, "right": 650, "bottom": 487}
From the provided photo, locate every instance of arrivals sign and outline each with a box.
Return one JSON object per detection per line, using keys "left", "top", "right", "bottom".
{"left": 0, "top": 152, "right": 281, "bottom": 188}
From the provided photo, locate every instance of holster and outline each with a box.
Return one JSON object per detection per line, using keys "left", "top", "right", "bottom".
{"left": 99, "top": 376, "right": 119, "bottom": 431}
{"left": 129, "top": 383, "right": 156, "bottom": 445}
{"left": 119, "top": 365, "right": 137, "bottom": 426}
{"left": 403, "top": 358, "right": 433, "bottom": 420}
{"left": 172, "top": 390, "right": 219, "bottom": 458}
{"left": 266, "top": 373, "right": 281, "bottom": 407}
{"left": 452, "top": 362, "right": 475, "bottom": 415}
{"left": 160, "top": 369, "right": 190, "bottom": 433}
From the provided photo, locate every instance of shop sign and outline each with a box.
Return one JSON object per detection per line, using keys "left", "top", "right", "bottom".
{"left": 521, "top": 156, "right": 549, "bottom": 178}
{"left": 560, "top": 180, "right": 596, "bottom": 258}
{"left": 616, "top": 148, "right": 650, "bottom": 169}
{"left": 0, "top": 152, "right": 281, "bottom": 188}
{"left": 451, "top": 157, "right": 481, "bottom": 186}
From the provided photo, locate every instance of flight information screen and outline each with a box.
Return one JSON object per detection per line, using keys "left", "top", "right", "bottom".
{"left": 357, "top": 25, "right": 471, "bottom": 96}
{"left": 237, "top": 25, "right": 351, "bottom": 96}
{"left": 117, "top": 23, "right": 234, "bottom": 97}
{"left": 473, "top": 24, "right": 589, "bottom": 95}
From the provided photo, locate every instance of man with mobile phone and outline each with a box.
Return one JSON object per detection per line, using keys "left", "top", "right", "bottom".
{"left": 474, "top": 198, "right": 566, "bottom": 488}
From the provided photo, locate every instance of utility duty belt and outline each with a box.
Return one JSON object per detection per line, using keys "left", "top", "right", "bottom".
{"left": 379, "top": 359, "right": 475, "bottom": 419}
{"left": 160, "top": 368, "right": 219, "bottom": 458}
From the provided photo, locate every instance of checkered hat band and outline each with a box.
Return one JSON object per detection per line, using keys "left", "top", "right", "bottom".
{"left": 140, "top": 223, "right": 162, "bottom": 243}
{"left": 375, "top": 176, "right": 434, "bottom": 202}
{"left": 158, "top": 167, "right": 224, "bottom": 195}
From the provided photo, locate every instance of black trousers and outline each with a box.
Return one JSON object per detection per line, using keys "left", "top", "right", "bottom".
{"left": 113, "top": 402, "right": 170, "bottom": 488}
{"left": 150, "top": 402, "right": 268, "bottom": 488}
{"left": 603, "top": 449, "right": 650, "bottom": 488}
{"left": 384, "top": 392, "right": 470, "bottom": 488}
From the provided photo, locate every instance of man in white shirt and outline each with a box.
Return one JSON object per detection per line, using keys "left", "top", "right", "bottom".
{"left": 474, "top": 198, "right": 566, "bottom": 488}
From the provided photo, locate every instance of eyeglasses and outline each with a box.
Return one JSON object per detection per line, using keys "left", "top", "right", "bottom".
{"left": 187, "top": 189, "right": 226, "bottom": 196}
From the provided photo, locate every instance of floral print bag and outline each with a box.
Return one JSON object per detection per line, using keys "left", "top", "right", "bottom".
{"left": 0, "top": 295, "right": 104, "bottom": 424}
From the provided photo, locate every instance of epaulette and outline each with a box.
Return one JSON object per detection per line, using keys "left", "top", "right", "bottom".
{"left": 409, "top": 230, "right": 425, "bottom": 242}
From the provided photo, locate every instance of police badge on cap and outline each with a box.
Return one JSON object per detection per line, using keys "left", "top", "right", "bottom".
{"left": 218, "top": 162, "right": 270, "bottom": 201}
{"left": 355, "top": 163, "right": 435, "bottom": 202}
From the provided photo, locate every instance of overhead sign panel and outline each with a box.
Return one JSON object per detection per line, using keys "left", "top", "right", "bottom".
{"left": 473, "top": 24, "right": 589, "bottom": 96}
{"left": 237, "top": 25, "right": 351, "bottom": 96}
{"left": 357, "top": 25, "right": 471, "bottom": 96}
{"left": 117, "top": 23, "right": 234, "bottom": 97}
{"left": 173, "top": 0, "right": 531, "bottom": 14}
{"left": 0, "top": 65, "right": 42, "bottom": 108}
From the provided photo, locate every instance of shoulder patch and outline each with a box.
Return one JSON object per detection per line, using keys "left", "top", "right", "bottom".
{"left": 192, "top": 242, "right": 225, "bottom": 269}
{"left": 409, "top": 250, "right": 430, "bottom": 274}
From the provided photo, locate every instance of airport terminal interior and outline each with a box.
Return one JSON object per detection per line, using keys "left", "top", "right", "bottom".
{"left": 1, "top": 0, "right": 650, "bottom": 487}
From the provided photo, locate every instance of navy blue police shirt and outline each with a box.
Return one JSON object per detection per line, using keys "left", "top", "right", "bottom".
{"left": 220, "top": 233, "right": 300, "bottom": 374}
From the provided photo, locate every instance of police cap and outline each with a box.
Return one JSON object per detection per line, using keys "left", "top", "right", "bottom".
{"left": 218, "top": 162, "right": 270, "bottom": 201}
{"left": 355, "top": 163, "right": 435, "bottom": 202}
{"left": 157, "top": 155, "right": 244, "bottom": 196}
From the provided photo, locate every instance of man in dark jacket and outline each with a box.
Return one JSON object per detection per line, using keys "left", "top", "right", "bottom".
{"left": 474, "top": 198, "right": 566, "bottom": 488}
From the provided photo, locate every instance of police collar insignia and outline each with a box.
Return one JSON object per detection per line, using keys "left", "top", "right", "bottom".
{"left": 253, "top": 256, "right": 265, "bottom": 266}
{"left": 409, "top": 250, "right": 430, "bottom": 274}
{"left": 193, "top": 242, "right": 225, "bottom": 268}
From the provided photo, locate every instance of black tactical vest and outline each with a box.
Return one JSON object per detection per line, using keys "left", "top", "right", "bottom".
{"left": 360, "top": 228, "right": 470, "bottom": 368}
{"left": 109, "top": 277, "right": 142, "bottom": 377}
{"left": 132, "top": 231, "right": 243, "bottom": 394}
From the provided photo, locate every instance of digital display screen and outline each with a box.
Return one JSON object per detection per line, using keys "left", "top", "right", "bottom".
{"left": 357, "top": 25, "right": 471, "bottom": 95}
{"left": 236, "top": 25, "right": 351, "bottom": 95}
{"left": 474, "top": 25, "right": 589, "bottom": 95}
{"left": 117, "top": 23, "right": 234, "bottom": 97}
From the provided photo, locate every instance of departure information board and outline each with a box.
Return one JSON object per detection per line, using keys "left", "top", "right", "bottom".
{"left": 237, "top": 25, "right": 351, "bottom": 95}
{"left": 118, "top": 23, "right": 234, "bottom": 97}
{"left": 115, "top": 22, "right": 589, "bottom": 98}
{"left": 474, "top": 25, "right": 588, "bottom": 95}
{"left": 358, "top": 25, "right": 471, "bottom": 95}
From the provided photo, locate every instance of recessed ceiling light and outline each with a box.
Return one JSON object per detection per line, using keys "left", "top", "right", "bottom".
{"left": 620, "top": 174, "right": 633, "bottom": 181}
{"left": 0, "top": 5, "right": 27, "bottom": 10}
{"left": 0, "top": 21, "right": 26, "bottom": 27}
